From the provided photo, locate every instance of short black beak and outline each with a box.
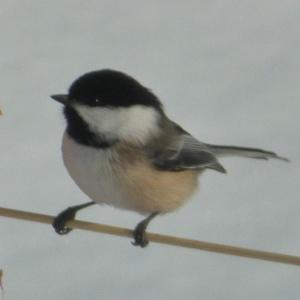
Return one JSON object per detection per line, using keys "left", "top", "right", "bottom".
{"left": 51, "top": 94, "right": 69, "bottom": 105}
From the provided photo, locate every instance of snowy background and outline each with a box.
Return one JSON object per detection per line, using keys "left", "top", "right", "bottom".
{"left": 1, "top": 1, "right": 300, "bottom": 299}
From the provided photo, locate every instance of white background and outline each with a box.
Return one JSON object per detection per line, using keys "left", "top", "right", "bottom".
{"left": 0, "top": 1, "right": 299, "bottom": 299}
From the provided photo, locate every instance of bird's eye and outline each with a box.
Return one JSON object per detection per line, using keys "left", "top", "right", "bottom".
{"left": 94, "top": 98, "right": 101, "bottom": 104}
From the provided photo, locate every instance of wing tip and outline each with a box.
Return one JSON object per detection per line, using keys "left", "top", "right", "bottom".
{"left": 209, "top": 162, "right": 227, "bottom": 174}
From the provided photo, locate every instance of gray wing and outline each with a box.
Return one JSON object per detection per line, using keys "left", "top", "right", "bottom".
{"left": 151, "top": 125, "right": 226, "bottom": 173}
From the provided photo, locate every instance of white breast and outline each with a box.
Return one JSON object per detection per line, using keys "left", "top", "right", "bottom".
{"left": 62, "top": 132, "right": 199, "bottom": 215}
{"left": 62, "top": 132, "right": 129, "bottom": 209}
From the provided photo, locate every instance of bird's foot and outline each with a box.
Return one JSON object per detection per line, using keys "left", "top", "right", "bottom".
{"left": 52, "top": 202, "right": 95, "bottom": 235}
{"left": 52, "top": 207, "right": 77, "bottom": 235}
{"left": 131, "top": 212, "right": 159, "bottom": 248}
{"left": 132, "top": 223, "right": 149, "bottom": 248}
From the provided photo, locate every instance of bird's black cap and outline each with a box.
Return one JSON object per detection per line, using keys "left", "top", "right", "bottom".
{"left": 54, "top": 69, "right": 163, "bottom": 111}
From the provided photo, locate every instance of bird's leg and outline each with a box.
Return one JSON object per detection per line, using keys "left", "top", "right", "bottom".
{"left": 132, "top": 212, "right": 159, "bottom": 248}
{"left": 52, "top": 201, "right": 95, "bottom": 235}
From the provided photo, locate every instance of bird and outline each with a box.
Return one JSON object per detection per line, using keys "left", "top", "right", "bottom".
{"left": 51, "top": 69, "right": 288, "bottom": 247}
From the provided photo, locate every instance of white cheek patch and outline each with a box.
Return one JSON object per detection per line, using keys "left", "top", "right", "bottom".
{"left": 75, "top": 104, "right": 160, "bottom": 144}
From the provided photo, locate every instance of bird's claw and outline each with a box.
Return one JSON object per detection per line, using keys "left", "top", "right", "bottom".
{"left": 52, "top": 208, "right": 76, "bottom": 235}
{"left": 132, "top": 226, "right": 149, "bottom": 248}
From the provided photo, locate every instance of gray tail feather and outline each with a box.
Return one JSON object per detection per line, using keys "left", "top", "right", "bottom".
{"left": 207, "top": 144, "right": 289, "bottom": 162}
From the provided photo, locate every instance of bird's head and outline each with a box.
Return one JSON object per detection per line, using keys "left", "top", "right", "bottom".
{"left": 51, "top": 69, "right": 164, "bottom": 145}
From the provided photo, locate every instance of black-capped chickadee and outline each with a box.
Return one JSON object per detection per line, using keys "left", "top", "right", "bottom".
{"left": 51, "top": 69, "right": 288, "bottom": 247}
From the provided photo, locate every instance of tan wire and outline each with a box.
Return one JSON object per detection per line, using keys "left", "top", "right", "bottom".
{"left": 1, "top": 206, "right": 300, "bottom": 266}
